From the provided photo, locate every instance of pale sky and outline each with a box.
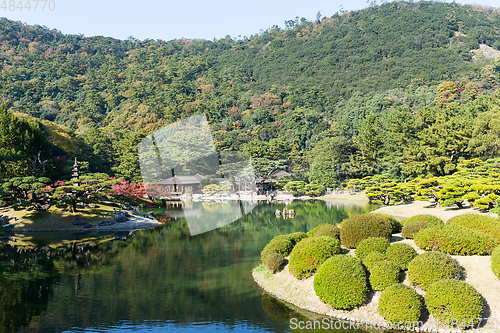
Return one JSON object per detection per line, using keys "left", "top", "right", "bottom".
{"left": 1, "top": 0, "right": 499, "bottom": 41}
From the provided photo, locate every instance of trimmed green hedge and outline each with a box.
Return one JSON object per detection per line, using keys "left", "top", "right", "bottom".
{"left": 378, "top": 284, "right": 422, "bottom": 326}
{"left": 307, "top": 224, "right": 340, "bottom": 240}
{"left": 261, "top": 235, "right": 293, "bottom": 262}
{"left": 414, "top": 225, "right": 498, "bottom": 255}
{"left": 289, "top": 236, "right": 342, "bottom": 279}
{"left": 402, "top": 214, "right": 443, "bottom": 226}
{"left": 369, "top": 260, "right": 400, "bottom": 291}
{"left": 425, "top": 279, "right": 484, "bottom": 328}
{"left": 314, "top": 255, "right": 368, "bottom": 310}
{"left": 262, "top": 253, "right": 285, "bottom": 273}
{"left": 287, "top": 232, "right": 307, "bottom": 245}
{"left": 447, "top": 213, "right": 500, "bottom": 242}
{"left": 408, "top": 251, "right": 462, "bottom": 290}
{"left": 355, "top": 237, "right": 390, "bottom": 261}
{"left": 492, "top": 245, "right": 500, "bottom": 280}
{"left": 385, "top": 243, "right": 417, "bottom": 270}
{"left": 372, "top": 213, "right": 402, "bottom": 233}
{"left": 362, "top": 251, "right": 387, "bottom": 272}
{"left": 340, "top": 214, "right": 392, "bottom": 249}
{"left": 401, "top": 221, "right": 429, "bottom": 239}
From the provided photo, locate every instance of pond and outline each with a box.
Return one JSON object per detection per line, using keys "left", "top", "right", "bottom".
{"left": 0, "top": 200, "right": 379, "bottom": 333}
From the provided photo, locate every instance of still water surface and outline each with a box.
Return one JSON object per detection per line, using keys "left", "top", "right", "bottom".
{"left": 0, "top": 200, "right": 378, "bottom": 333}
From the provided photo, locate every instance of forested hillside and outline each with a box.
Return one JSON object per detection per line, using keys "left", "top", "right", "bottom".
{"left": 1, "top": 1, "right": 500, "bottom": 189}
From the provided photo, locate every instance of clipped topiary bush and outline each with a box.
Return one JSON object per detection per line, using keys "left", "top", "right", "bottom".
{"left": 289, "top": 236, "right": 342, "bottom": 279}
{"left": 492, "top": 245, "right": 500, "bottom": 280}
{"left": 340, "top": 214, "right": 392, "bottom": 249}
{"left": 385, "top": 243, "right": 417, "bottom": 270}
{"left": 378, "top": 284, "right": 422, "bottom": 326}
{"left": 425, "top": 279, "right": 484, "bottom": 328}
{"left": 408, "top": 251, "right": 462, "bottom": 290}
{"left": 402, "top": 214, "right": 443, "bottom": 226}
{"left": 262, "top": 252, "right": 285, "bottom": 273}
{"left": 414, "top": 225, "right": 498, "bottom": 255}
{"left": 447, "top": 213, "right": 500, "bottom": 242}
{"left": 369, "top": 260, "right": 400, "bottom": 291}
{"left": 260, "top": 235, "right": 293, "bottom": 261}
{"left": 307, "top": 224, "right": 340, "bottom": 240}
{"left": 363, "top": 251, "right": 387, "bottom": 271}
{"left": 401, "top": 221, "right": 429, "bottom": 239}
{"left": 314, "top": 255, "right": 368, "bottom": 310}
{"left": 355, "top": 237, "right": 390, "bottom": 261}
{"left": 287, "top": 232, "right": 307, "bottom": 245}
{"left": 372, "top": 213, "right": 402, "bottom": 233}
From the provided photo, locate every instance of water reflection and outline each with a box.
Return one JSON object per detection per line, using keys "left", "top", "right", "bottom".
{"left": 0, "top": 200, "right": 378, "bottom": 333}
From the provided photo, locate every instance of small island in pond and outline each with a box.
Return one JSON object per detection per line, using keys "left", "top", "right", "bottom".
{"left": 254, "top": 208, "right": 500, "bottom": 332}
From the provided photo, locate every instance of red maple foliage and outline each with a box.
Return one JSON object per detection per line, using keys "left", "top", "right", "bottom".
{"left": 110, "top": 180, "right": 146, "bottom": 201}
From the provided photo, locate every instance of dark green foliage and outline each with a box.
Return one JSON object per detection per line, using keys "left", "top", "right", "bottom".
{"left": 425, "top": 280, "right": 484, "bottom": 327}
{"left": 340, "top": 214, "right": 392, "bottom": 249}
{"left": 369, "top": 260, "right": 400, "bottom": 291}
{"left": 408, "top": 251, "right": 462, "bottom": 290}
{"left": 402, "top": 214, "right": 443, "bottom": 226}
{"left": 313, "top": 255, "right": 368, "bottom": 310}
{"left": 385, "top": 243, "right": 417, "bottom": 270}
{"left": 260, "top": 235, "right": 294, "bottom": 262}
{"left": 288, "top": 236, "right": 342, "bottom": 280}
{"left": 287, "top": 232, "right": 307, "bottom": 245}
{"left": 491, "top": 245, "right": 500, "bottom": 280}
{"left": 283, "top": 181, "right": 306, "bottom": 197}
{"left": 362, "top": 252, "right": 387, "bottom": 272}
{"left": 371, "top": 213, "right": 402, "bottom": 233}
{"left": 378, "top": 284, "right": 422, "bottom": 325}
{"left": 447, "top": 213, "right": 500, "bottom": 241}
{"left": 414, "top": 225, "right": 498, "bottom": 255}
{"left": 307, "top": 224, "right": 340, "bottom": 240}
{"left": 401, "top": 221, "right": 429, "bottom": 239}
{"left": 355, "top": 237, "right": 390, "bottom": 261}
{"left": 262, "top": 253, "right": 285, "bottom": 273}
{"left": 303, "top": 183, "right": 325, "bottom": 197}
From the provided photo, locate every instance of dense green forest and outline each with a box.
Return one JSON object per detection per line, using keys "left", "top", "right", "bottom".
{"left": 1, "top": 1, "right": 500, "bottom": 198}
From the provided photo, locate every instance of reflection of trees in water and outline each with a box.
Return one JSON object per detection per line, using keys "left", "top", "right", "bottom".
{"left": 261, "top": 292, "right": 372, "bottom": 333}
{"left": 0, "top": 276, "right": 57, "bottom": 333}
{"left": 0, "top": 200, "right": 377, "bottom": 332}
{"left": 0, "top": 237, "right": 133, "bottom": 333}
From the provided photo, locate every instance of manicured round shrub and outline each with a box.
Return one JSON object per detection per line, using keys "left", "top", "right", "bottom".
{"left": 340, "top": 214, "right": 392, "bottom": 249}
{"left": 385, "top": 243, "right": 417, "bottom": 270}
{"left": 362, "top": 251, "right": 387, "bottom": 271}
{"left": 408, "top": 251, "right": 462, "bottom": 290}
{"left": 369, "top": 260, "right": 400, "bottom": 291}
{"left": 307, "top": 224, "right": 340, "bottom": 240}
{"left": 260, "top": 235, "right": 293, "bottom": 261}
{"left": 492, "top": 245, "right": 500, "bottom": 280}
{"left": 448, "top": 213, "right": 500, "bottom": 242}
{"left": 355, "top": 237, "right": 390, "bottom": 261}
{"left": 313, "top": 255, "right": 368, "bottom": 310}
{"left": 288, "top": 236, "right": 342, "bottom": 279}
{"left": 378, "top": 284, "right": 422, "bottom": 325}
{"left": 425, "top": 279, "right": 484, "bottom": 327}
{"left": 372, "top": 213, "right": 402, "bottom": 233}
{"left": 263, "top": 252, "right": 285, "bottom": 273}
{"left": 401, "top": 221, "right": 429, "bottom": 239}
{"left": 414, "top": 225, "right": 498, "bottom": 255}
{"left": 287, "top": 232, "right": 307, "bottom": 245}
{"left": 402, "top": 214, "right": 443, "bottom": 226}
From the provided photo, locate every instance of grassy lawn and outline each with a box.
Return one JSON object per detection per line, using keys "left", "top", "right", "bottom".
{"left": 1, "top": 202, "right": 116, "bottom": 231}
